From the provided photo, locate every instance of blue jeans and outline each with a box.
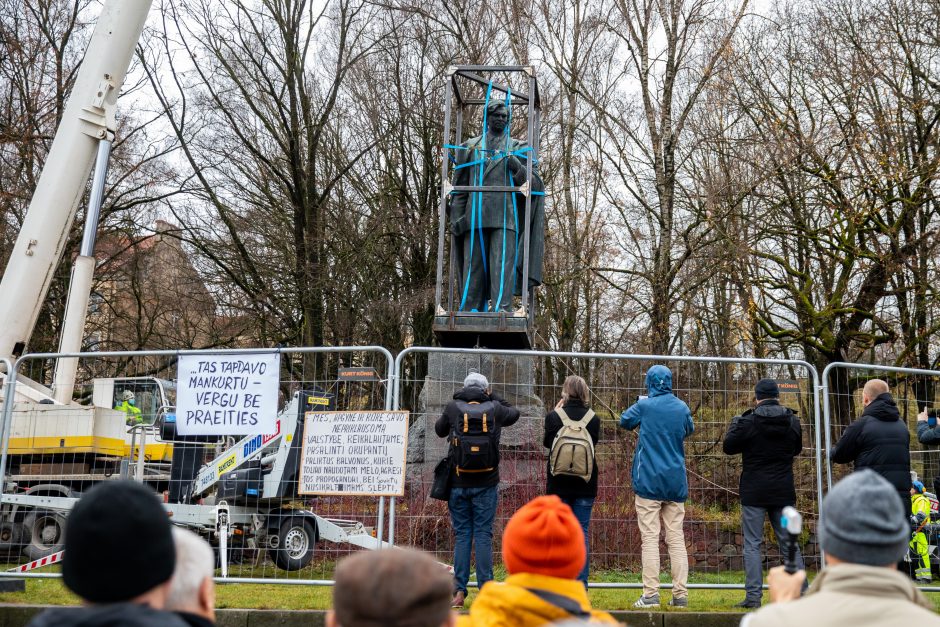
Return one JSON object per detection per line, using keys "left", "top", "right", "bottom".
{"left": 449, "top": 485, "right": 498, "bottom": 594}
{"left": 559, "top": 496, "right": 594, "bottom": 585}
{"left": 742, "top": 505, "right": 806, "bottom": 602}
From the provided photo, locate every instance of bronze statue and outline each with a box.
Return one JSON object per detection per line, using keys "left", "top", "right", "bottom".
{"left": 449, "top": 100, "right": 544, "bottom": 313}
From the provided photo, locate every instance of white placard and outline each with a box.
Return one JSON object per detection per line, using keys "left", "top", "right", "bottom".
{"left": 299, "top": 411, "right": 409, "bottom": 496}
{"left": 176, "top": 353, "right": 281, "bottom": 436}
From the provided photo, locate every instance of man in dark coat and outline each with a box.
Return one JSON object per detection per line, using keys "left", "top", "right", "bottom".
{"left": 449, "top": 100, "right": 544, "bottom": 312}
{"left": 434, "top": 371, "right": 520, "bottom": 608}
{"left": 27, "top": 481, "right": 189, "bottom": 627}
{"left": 831, "top": 379, "right": 911, "bottom": 517}
{"left": 915, "top": 408, "right": 940, "bottom": 495}
{"left": 723, "top": 379, "right": 805, "bottom": 608}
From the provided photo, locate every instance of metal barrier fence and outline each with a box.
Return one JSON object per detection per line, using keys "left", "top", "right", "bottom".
{"left": 20, "top": 347, "right": 929, "bottom": 589}
{"left": 392, "top": 347, "right": 824, "bottom": 589}
{"left": 0, "top": 346, "right": 393, "bottom": 584}
{"left": 822, "top": 362, "right": 940, "bottom": 491}
{"left": 0, "top": 357, "right": 14, "bottom": 490}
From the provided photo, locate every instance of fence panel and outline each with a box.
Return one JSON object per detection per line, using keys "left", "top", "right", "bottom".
{"left": 0, "top": 357, "right": 15, "bottom": 485}
{"left": 392, "top": 347, "right": 823, "bottom": 589}
{"left": 0, "top": 346, "right": 393, "bottom": 584}
{"left": 822, "top": 362, "right": 940, "bottom": 492}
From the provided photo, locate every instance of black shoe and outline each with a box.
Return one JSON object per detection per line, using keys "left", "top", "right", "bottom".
{"left": 734, "top": 599, "right": 761, "bottom": 609}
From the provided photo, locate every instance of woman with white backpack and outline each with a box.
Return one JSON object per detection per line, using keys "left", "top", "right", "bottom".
{"left": 543, "top": 375, "right": 600, "bottom": 586}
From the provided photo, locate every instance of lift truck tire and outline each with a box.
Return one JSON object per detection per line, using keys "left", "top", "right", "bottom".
{"left": 22, "top": 509, "right": 66, "bottom": 560}
{"left": 268, "top": 513, "right": 317, "bottom": 571}
{"left": 0, "top": 522, "right": 25, "bottom": 558}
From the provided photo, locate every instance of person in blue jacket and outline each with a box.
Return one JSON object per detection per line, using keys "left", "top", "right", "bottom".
{"left": 619, "top": 365, "right": 695, "bottom": 609}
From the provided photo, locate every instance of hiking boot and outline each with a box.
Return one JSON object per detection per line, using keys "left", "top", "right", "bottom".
{"left": 734, "top": 599, "right": 761, "bottom": 609}
{"left": 668, "top": 596, "right": 688, "bottom": 608}
{"left": 451, "top": 591, "right": 466, "bottom": 608}
{"left": 633, "top": 594, "right": 660, "bottom": 608}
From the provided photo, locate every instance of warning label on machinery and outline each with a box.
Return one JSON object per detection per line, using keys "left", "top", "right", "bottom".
{"left": 176, "top": 352, "right": 280, "bottom": 436}
{"left": 299, "top": 411, "right": 409, "bottom": 496}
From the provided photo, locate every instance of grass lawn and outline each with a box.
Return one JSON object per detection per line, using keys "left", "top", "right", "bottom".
{"left": 3, "top": 567, "right": 940, "bottom": 613}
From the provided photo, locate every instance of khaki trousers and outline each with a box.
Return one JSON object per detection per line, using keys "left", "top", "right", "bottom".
{"left": 635, "top": 495, "right": 688, "bottom": 598}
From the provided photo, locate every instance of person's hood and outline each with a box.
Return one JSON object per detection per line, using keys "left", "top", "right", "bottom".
{"left": 752, "top": 400, "right": 796, "bottom": 437}
{"left": 456, "top": 573, "right": 619, "bottom": 626}
{"left": 26, "top": 604, "right": 190, "bottom": 627}
{"left": 863, "top": 393, "right": 901, "bottom": 422}
{"left": 808, "top": 563, "right": 934, "bottom": 610}
{"left": 645, "top": 365, "right": 673, "bottom": 397}
{"left": 454, "top": 386, "right": 490, "bottom": 403}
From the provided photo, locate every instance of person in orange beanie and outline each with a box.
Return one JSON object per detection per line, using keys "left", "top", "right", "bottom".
{"left": 457, "top": 496, "right": 619, "bottom": 626}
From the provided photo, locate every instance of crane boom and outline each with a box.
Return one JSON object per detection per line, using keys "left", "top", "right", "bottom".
{"left": 0, "top": 0, "right": 153, "bottom": 361}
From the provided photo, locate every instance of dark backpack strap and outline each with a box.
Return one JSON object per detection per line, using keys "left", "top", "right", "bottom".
{"left": 524, "top": 588, "right": 591, "bottom": 618}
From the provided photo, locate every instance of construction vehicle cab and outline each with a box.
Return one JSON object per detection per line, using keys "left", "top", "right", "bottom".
{"left": 93, "top": 376, "right": 176, "bottom": 426}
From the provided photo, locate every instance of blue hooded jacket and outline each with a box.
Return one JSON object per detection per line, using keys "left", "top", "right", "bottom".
{"left": 619, "top": 365, "right": 695, "bottom": 502}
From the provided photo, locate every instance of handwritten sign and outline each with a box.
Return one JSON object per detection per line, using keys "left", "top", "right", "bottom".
{"left": 299, "top": 411, "right": 409, "bottom": 496}
{"left": 176, "top": 353, "right": 280, "bottom": 436}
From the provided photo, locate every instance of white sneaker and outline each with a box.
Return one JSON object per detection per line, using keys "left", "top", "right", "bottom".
{"left": 633, "top": 594, "right": 660, "bottom": 608}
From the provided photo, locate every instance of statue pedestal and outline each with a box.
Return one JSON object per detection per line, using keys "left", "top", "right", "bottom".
{"left": 406, "top": 351, "right": 544, "bottom": 487}
{"left": 432, "top": 313, "right": 532, "bottom": 349}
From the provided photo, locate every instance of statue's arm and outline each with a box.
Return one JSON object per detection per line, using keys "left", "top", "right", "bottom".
{"left": 447, "top": 145, "right": 470, "bottom": 231}
{"left": 507, "top": 140, "right": 537, "bottom": 184}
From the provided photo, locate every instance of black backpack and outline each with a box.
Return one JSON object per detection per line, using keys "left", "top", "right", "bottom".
{"left": 451, "top": 400, "right": 499, "bottom": 475}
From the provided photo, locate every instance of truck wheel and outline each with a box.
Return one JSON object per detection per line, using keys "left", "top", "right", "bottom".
{"left": 269, "top": 517, "right": 316, "bottom": 571}
{"left": 0, "top": 522, "right": 25, "bottom": 557}
{"left": 22, "top": 509, "right": 66, "bottom": 560}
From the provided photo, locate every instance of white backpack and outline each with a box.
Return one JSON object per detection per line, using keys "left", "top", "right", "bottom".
{"left": 549, "top": 408, "right": 596, "bottom": 482}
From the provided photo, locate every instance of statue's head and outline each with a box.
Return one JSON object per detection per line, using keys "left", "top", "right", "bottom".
{"left": 486, "top": 101, "right": 509, "bottom": 134}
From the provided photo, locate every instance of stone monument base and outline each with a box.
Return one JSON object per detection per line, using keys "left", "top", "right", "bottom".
{"left": 432, "top": 313, "right": 532, "bottom": 349}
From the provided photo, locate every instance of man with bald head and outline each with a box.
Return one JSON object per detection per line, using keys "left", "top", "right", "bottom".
{"left": 831, "top": 379, "right": 911, "bottom": 515}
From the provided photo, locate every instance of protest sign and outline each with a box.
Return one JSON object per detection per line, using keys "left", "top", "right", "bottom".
{"left": 299, "top": 411, "right": 409, "bottom": 496}
{"left": 176, "top": 352, "right": 280, "bottom": 436}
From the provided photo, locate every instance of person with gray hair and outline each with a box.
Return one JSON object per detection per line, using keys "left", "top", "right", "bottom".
{"left": 167, "top": 528, "right": 216, "bottom": 627}
{"left": 742, "top": 470, "right": 940, "bottom": 626}
{"left": 434, "top": 370, "right": 520, "bottom": 608}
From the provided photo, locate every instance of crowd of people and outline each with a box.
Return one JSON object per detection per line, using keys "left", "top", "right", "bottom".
{"left": 431, "top": 367, "right": 940, "bottom": 624}
{"left": 24, "top": 367, "right": 940, "bottom": 626}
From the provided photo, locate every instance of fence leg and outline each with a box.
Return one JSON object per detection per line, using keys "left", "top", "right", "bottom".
{"left": 0, "top": 361, "right": 15, "bottom": 496}
{"left": 376, "top": 496, "right": 385, "bottom": 549}
{"left": 388, "top": 496, "right": 396, "bottom": 548}
{"left": 135, "top": 428, "right": 146, "bottom": 482}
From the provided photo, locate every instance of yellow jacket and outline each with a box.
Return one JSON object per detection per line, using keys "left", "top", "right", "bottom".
{"left": 457, "top": 572, "right": 621, "bottom": 627}
{"left": 115, "top": 400, "right": 143, "bottom": 425}
{"left": 912, "top": 492, "right": 931, "bottom": 523}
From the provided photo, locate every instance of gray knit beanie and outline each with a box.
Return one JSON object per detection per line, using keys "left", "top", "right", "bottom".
{"left": 818, "top": 469, "right": 909, "bottom": 566}
{"left": 464, "top": 371, "right": 489, "bottom": 390}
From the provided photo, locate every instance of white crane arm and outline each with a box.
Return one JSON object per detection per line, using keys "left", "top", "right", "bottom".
{"left": 0, "top": 0, "right": 154, "bottom": 360}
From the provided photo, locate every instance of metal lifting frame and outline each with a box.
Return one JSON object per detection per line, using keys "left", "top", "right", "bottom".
{"left": 434, "top": 66, "right": 542, "bottom": 328}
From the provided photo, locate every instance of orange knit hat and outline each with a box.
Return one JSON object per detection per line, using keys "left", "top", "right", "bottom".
{"left": 502, "top": 495, "right": 586, "bottom": 579}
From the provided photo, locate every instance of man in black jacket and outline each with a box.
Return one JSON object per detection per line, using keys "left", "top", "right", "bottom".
{"left": 27, "top": 481, "right": 189, "bottom": 627}
{"left": 915, "top": 408, "right": 940, "bottom": 495}
{"left": 435, "top": 371, "right": 520, "bottom": 608}
{"left": 723, "top": 379, "right": 804, "bottom": 609}
{"left": 831, "top": 379, "right": 911, "bottom": 517}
